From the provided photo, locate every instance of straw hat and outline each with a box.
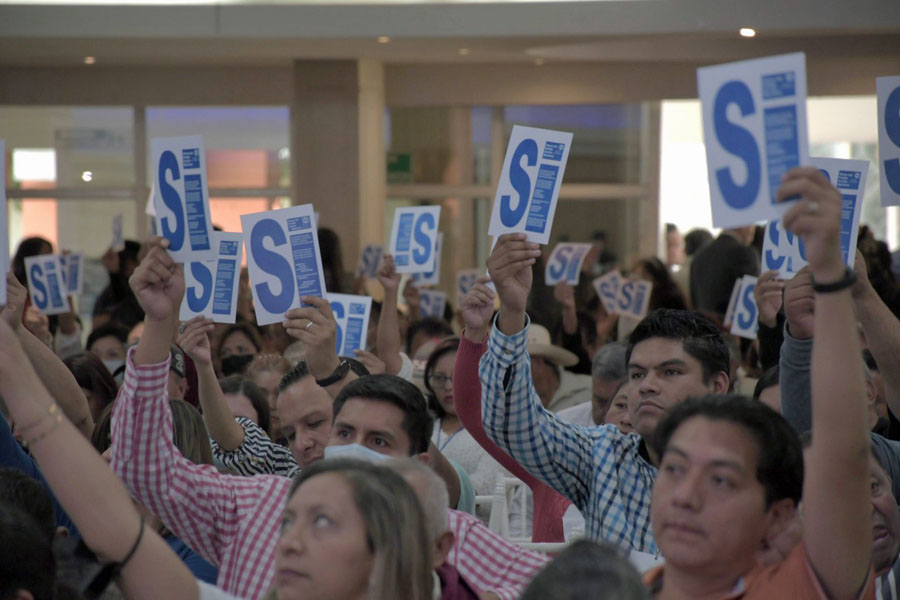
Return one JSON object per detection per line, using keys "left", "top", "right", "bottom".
{"left": 527, "top": 324, "right": 578, "bottom": 367}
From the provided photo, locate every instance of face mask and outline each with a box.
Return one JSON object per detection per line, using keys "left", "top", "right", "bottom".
{"left": 221, "top": 354, "right": 254, "bottom": 376}
{"left": 102, "top": 359, "right": 125, "bottom": 377}
{"left": 323, "top": 443, "right": 388, "bottom": 463}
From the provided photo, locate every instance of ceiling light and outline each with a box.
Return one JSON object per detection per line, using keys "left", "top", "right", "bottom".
{"left": 377, "top": 36, "right": 390, "bottom": 44}
{"left": 458, "top": 48, "right": 470, "bottom": 56}
{"left": 83, "top": 56, "right": 96, "bottom": 64}
{"left": 81, "top": 170, "right": 93, "bottom": 182}
{"left": 739, "top": 28, "right": 756, "bottom": 38}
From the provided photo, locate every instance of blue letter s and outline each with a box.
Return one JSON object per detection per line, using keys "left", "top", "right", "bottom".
{"left": 884, "top": 86, "right": 900, "bottom": 195}
{"left": 250, "top": 219, "right": 294, "bottom": 314}
{"left": 500, "top": 139, "right": 538, "bottom": 227}
{"left": 187, "top": 262, "right": 213, "bottom": 313}
{"left": 411, "top": 213, "right": 436, "bottom": 266}
{"left": 713, "top": 81, "right": 761, "bottom": 210}
{"left": 158, "top": 151, "right": 185, "bottom": 251}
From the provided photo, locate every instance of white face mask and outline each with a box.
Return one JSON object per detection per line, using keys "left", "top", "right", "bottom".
{"left": 102, "top": 359, "right": 125, "bottom": 377}
{"left": 323, "top": 443, "right": 389, "bottom": 463}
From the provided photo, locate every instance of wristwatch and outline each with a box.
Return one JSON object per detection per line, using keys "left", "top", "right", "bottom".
{"left": 315, "top": 359, "right": 351, "bottom": 387}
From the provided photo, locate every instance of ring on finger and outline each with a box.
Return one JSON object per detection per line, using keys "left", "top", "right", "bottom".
{"left": 305, "top": 321, "right": 314, "bottom": 331}
{"left": 808, "top": 200, "right": 820, "bottom": 215}
{"left": 178, "top": 323, "right": 186, "bottom": 334}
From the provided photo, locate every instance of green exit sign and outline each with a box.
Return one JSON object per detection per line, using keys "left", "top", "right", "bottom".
{"left": 387, "top": 152, "right": 412, "bottom": 184}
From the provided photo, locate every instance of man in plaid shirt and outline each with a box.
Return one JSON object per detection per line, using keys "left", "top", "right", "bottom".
{"left": 479, "top": 233, "right": 731, "bottom": 555}
{"left": 111, "top": 238, "right": 545, "bottom": 599}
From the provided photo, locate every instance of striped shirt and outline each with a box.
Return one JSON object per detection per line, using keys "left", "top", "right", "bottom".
{"left": 479, "top": 316, "right": 659, "bottom": 554}
{"left": 879, "top": 558, "right": 900, "bottom": 600}
{"left": 111, "top": 348, "right": 546, "bottom": 600}
{"left": 210, "top": 417, "right": 300, "bottom": 478}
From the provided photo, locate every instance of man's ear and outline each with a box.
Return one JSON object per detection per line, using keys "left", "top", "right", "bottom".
{"left": 711, "top": 371, "right": 730, "bottom": 395}
{"left": 11, "top": 590, "right": 35, "bottom": 600}
{"left": 55, "top": 525, "right": 70, "bottom": 539}
{"left": 415, "top": 451, "right": 432, "bottom": 466}
{"left": 758, "top": 499, "right": 801, "bottom": 565}
{"left": 432, "top": 530, "right": 455, "bottom": 569}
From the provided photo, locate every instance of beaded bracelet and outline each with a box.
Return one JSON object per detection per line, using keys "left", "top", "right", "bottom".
{"left": 24, "top": 413, "right": 64, "bottom": 446}
{"left": 16, "top": 402, "right": 60, "bottom": 435}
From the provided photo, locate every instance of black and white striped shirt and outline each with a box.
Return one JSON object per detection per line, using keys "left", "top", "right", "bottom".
{"left": 210, "top": 417, "right": 300, "bottom": 478}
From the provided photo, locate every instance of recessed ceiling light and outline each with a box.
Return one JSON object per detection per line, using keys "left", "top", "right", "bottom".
{"left": 458, "top": 48, "right": 470, "bottom": 56}
{"left": 83, "top": 56, "right": 96, "bottom": 65}
{"left": 534, "top": 58, "right": 545, "bottom": 66}
{"left": 739, "top": 28, "right": 756, "bottom": 38}
{"left": 81, "top": 170, "right": 93, "bottom": 182}
{"left": 377, "top": 36, "right": 390, "bottom": 44}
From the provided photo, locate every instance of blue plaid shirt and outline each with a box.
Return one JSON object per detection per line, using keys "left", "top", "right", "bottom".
{"left": 479, "top": 315, "right": 659, "bottom": 554}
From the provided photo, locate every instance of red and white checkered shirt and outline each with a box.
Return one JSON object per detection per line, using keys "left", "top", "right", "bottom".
{"left": 110, "top": 349, "right": 546, "bottom": 600}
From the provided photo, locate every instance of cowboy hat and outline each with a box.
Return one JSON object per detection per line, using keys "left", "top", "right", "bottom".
{"left": 528, "top": 324, "right": 578, "bottom": 367}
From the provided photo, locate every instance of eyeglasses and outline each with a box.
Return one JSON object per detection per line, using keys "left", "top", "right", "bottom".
{"left": 429, "top": 374, "right": 453, "bottom": 388}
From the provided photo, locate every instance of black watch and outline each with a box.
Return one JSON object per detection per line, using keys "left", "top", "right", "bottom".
{"left": 315, "top": 360, "right": 351, "bottom": 387}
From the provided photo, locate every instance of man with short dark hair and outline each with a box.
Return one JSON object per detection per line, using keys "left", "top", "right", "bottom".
{"left": 481, "top": 236, "right": 730, "bottom": 553}
{"left": 646, "top": 167, "right": 873, "bottom": 599}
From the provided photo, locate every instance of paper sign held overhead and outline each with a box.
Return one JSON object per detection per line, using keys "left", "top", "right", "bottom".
{"left": 593, "top": 269, "right": 623, "bottom": 314}
{"left": 489, "top": 125, "right": 573, "bottom": 244}
{"left": 730, "top": 275, "right": 759, "bottom": 339}
{"left": 418, "top": 290, "right": 448, "bottom": 319}
{"left": 545, "top": 243, "right": 591, "bottom": 286}
{"left": 180, "top": 232, "right": 244, "bottom": 324}
{"left": 357, "top": 244, "right": 384, "bottom": 279}
{"left": 456, "top": 269, "right": 480, "bottom": 308}
{"left": 389, "top": 206, "right": 441, "bottom": 274}
{"left": 614, "top": 279, "right": 653, "bottom": 320}
{"left": 761, "top": 156, "right": 868, "bottom": 277}
{"left": 241, "top": 204, "right": 327, "bottom": 326}
{"left": 877, "top": 76, "right": 900, "bottom": 206}
{"left": 698, "top": 52, "right": 809, "bottom": 228}
{"left": 723, "top": 278, "right": 743, "bottom": 328}
{"left": 60, "top": 253, "right": 84, "bottom": 297}
{"left": 0, "top": 140, "right": 7, "bottom": 305}
{"left": 412, "top": 233, "right": 443, "bottom": 287}
{"left": 25, "top": 255, "right": 71, "bottom": 316}
{"left": 152, "top": 135, "right": 216, "bottom": 262}
{"left": 328, "top": 293, "right": 373, "bottom": 357}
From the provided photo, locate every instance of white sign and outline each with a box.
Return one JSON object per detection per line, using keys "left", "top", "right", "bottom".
{"left": 730, "top": 275, "right": 759, "bottom": 339}
{"left": 698, "top": 52, "right": 809, "bottom": 228}
{"left": 545, "top": 243, "right": 591, "bottom": 286}
{"left": 327, "top": 293, "right": 373, "bottom": 357}
{"left": 24, "top": 255, "right": 70, "bottom": 315}
{"left": 456, "top": 268, "right": 480, "bottom": 307}
{"left": 111, "top": 213, "right": 125, "bottom": 252}
{"left": 593, "top": 269, "right": 623, "bottom": 314}
{"left": 489, "top": 125, "right": 573, "bottom": 244}
{"left": 761, "top": 156, "right": 868, "bottom": 276}
{"left": 723, "top": 278, "right": 743, "bottom": 328}
{"left": 152, "top": 135, "right": 216, "bottom": 262}
{"left": 356, "top": 243, "right": 384, "bottom": 279}
{"left": 180, "top": 232, "right": 243, "bottom": 324}
{"left": 0, "top": 140, "right": 7, "bottom": 305}
{"left": 418, "top": 289, "right": 448, "bottom": 319}
{"left": 412, "top": 233, "right": 443, "bottom": 287}
{"left": 241, "top": 204, "right": 327, "bottom": 326}
{"left": 878, "top": 76, "right": 900, "bottom": 206}
{"left": 613, "top": 279, "right": 653, "bottom": 320}
{"left": 389, "top": 206, "right": 441, "bottom": 274}
{"left": 60, "top": 253, "right": 84, "bottom": 297}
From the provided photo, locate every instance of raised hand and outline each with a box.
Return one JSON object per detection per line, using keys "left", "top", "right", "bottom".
{"left": 778, "top": 168, "right": 843, "bottom": 282}
{"left": 486, "top": 233, "right": 539, "bottom": 333}
{"left": 553, "top": 282, "right": 576, "bottom": 311}
{"left": 129, "top": 237, "right": 184, "bottom": 322}
{"left": 283, "top": 296, "right": 339, "bottom": 380}
{"left": 1, "top": 272, "right": 27, "bottom": 331}
{"left": 460, "top": 276, "right": 495, "bottom": 341}
{"left": 176, "top": 316, "right": 215, "bottom": 366}
{"left": 754, "top": 270, "right": 784, "bottom": 329}
{"left": 376, "top": 254, "right": 401, "bottom": 294}
{"left": 783, "top": 268, "right": 815, "bottom": 340}
{"left": 353, "top": 349, "right": 386, "bottom": 375}
{"left": 402, "top": 279, "right": 420, "bottom": 319}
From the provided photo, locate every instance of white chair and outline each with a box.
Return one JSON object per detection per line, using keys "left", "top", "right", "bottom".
{"left": 486, "top": 475, "right": 530, "bottom": 541}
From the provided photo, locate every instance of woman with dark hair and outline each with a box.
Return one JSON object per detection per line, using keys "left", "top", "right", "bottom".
{"left": 424, "top": 337, "right": 510, "bottom": 521}
{"left": 633, "top": 256, "right": 689, "bottom": 311}
{"left": 64, "top": 352, "right": 119, "bottom": 422}
{"left": 215, "top": 322, "right": 263, "bottom": 377}
{"left": 12, "top": 236, "right": 53, "bottom": 286}
{"left": 318, "top": 227, "right": 350, "bottom": 294}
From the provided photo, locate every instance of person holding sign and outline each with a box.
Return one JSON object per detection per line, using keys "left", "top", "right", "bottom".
{"left": 480, "top": 233, "right": 731, "bottom": 553}
{"left": 690, "top": 225, "right": 760, "bottom": 317}
{"left": 645, "top": 170, "right": 875, "bottom": 599}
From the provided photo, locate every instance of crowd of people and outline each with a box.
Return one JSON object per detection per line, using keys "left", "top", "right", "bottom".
{"left": 2, "top": 165, "right": 898, "bottom": 600}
